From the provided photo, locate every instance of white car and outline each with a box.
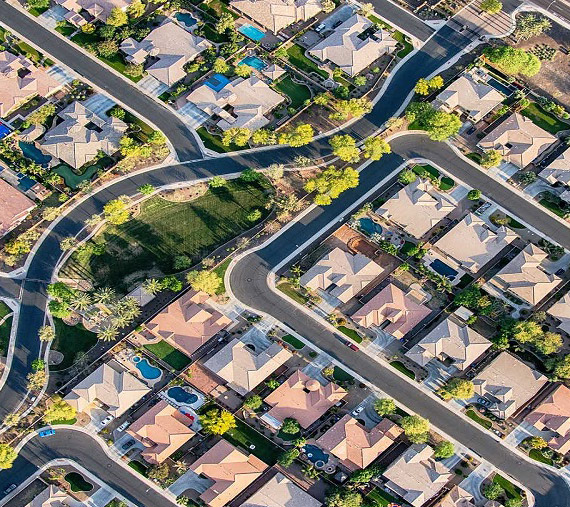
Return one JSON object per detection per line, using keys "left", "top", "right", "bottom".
{"left": 315, "top": 23, "right": 326, "bottom": 32}
{"left": 116, "top": 421, "right": 130, "bottom": 432}
{"left": 351, "top": 406, "right": 364, "bottom": 417}
{"left": 100, "top": 415, "right": 114, "bottom": 427}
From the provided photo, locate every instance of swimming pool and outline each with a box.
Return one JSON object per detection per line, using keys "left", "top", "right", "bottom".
{"left": 240, "top": 56, "right": 267, "bottom": 71}
{"left": 205, "top": 73, "right": 231, "bottom": 92}
{"left": 430, "top": 259, "right": 458, "bottom": 280}
{"left": 238, "top": 24, "right": 265, "bottom": 41}
{"left": 0, "top": 123, "right": 10, "bottom": 140}
{"left": 132, "top": 356, "right": 162, "bottom": 380}
{"left": 303, "top": 444, "right": 329, "bottom": 464}
{"left": 359, "top": 217, "right": 383, "bottom": 236}
{"left": 18, "top": 176, "right": 36, "bottom": 192}
{"left": 167, "top": 387, "right": 198, "bottom": 404}
{"left": 19, "top": 141, "right": 51, "bottom": 167}
{"left": 174, "top": 12, "right": 197, "bottom": 29}
{"left": 487, "top": 77, "right": 513, "bottom": 97}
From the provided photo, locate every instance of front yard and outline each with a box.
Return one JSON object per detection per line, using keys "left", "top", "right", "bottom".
{"left": 51, "top": 318, "right": 98, "bottom": 371}
{"left": 286, "top": 44, "right": 329, "bottom": 79}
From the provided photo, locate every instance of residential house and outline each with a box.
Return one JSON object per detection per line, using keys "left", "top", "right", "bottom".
{"left": 64, "top": 361, "right": 150, "bottom": 418}
{"left": 0, "top": 178, "right": 35, "bottom": 237}
{"left": 262, "top": 370, "right": 347, "bottom": 429}
{"left": 300, "top": 247, "right": 383, "bottom": 305}
{"left": 41, "top": 101, "right": 127, "bottom": 169}
{"left": 383, "top": 444, "right": 452, "bottom": 507}
{"left": 547, "top": 293, "right": 570, "bottom": 334}
{"left": 203, "top": 337, "right": 292, "bottom": 395}
{"left": 435, "top": 486, "right": 477, "bottom": 507}
{"left": 127, "top": 400, "right": 195, "bottom": 464}
{"left": 309, "top": 14, "right": 397, "bottom": 77}
{"left": 241, "top": 472, "right": 322, "bottom": 507}
{"left": 539, "top": 150, "right": 570, "bottom": 196}
{"left": 186, "top": 75, "right": 285, "bottom": 131}
{"left": 26, "top": 485, "right": 73, "bottom": 507}
{"left": 405, "top": 310, "right": 491, "bottom": 371}
{"left": 351, "top": 283, "right": 431, "bottom": 339}
{"left": 316, "top": 415, "right": 403, "bottom": 471}
{"left": 431, "top": 213, "right": 516, "bottom": 274}
{"left": 478, "top": 113, "right": 556, "bottom": 168}
{"left": 525, "top": 384, "right": 570, "bottom": 455}
{"left": 141, "top": 290, "right": 231, "bottom": 357}
{"left": 230, "top": 0, "right": 323, "bottom": 34}
{"left": 0, "top": 51, "right": 60, "bottom": 118}
{"left": 433, "top": 69, "right": 504, "bottom": 123}
{"left": 54, "top": 0, "right": 132, "bottom": 24}
{"left": 190, "top": 440, "right": 268, "bottom": 507}
{"left": 472, "top": 352, "right": 547, "bottom": 419}
{"left": 120, "top": 19, "right": 211, "bottom": 87}
{"left": 376, "top": 178, "right": 456, "bottom": 239}
{"left": 489, "top": 244, "right": 562, "bottom": 307}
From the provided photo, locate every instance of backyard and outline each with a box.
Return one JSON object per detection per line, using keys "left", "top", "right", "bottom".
{"left": 60, "top": 179, "right": 272, "bottom": 293}
{"left": 285, "top": 44, "right": 329, "bottom": 79}
{"left": 224, "top": 417, "right": 280, "bottom": 464}
{"left": 51, "top": 319, "right": 98, "bottom": 371}
{"left": 144, "top": 340, "right": 191, "bottom": 370}
{"left": 366, "top": 487, "right": 400, "bottom": 507}
{"left": 273, "top": 75, "right": 312, "bottom": 109}
{"left": 521, "top": 102, "right": 569, "bottom": 134}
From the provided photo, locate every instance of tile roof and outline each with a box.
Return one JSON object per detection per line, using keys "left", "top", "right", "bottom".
{"left": 539, "top": 150, "right": 570, "bottom": 186}
{"left": 55, "top": 0, "right": 132, "bottom": 22}
{"left": 547, "top": 293, "right": 570, "bottom": 334}
{"left": 190, "top": 440, "right": 268, "bottom": 507}
{"left": 0, "top": 177, "right": 35, "bottom": 237}
{"left": 26, "top": 485, "right": 72, "bottom": 507}
{"left": 316, "top": 415, "right": 403, "bottom": 470}
{"left": 435, "top": 486, "right": 476, "bottom": 507}
{"left": 263, "top": 370, "right": 347, "bottom": 428}
{"left": 242, "top": 472, "right": 322, "bottom": 507}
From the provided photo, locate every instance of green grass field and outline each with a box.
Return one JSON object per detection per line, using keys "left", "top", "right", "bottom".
{"left": 390, "top": 360, "right": 415, "bottom": 379}
{"left": 196, "top": 127, "right": 248, "bottom": 153}
{"left": 224, "top": 418, "right": 280, "bottom": 464}
{"left": 466, "top": 408, "right": 492, "bottom": 429}
{"left": 338, "top": 325, "right": 363, "bottom": 343}
{"left": 0, "top": 316, "right": 13, "bottom": 357}
{"left": 51, "top": 319, "right": 98, "bottom": 371}
{"left": 144, "top": 340, "right": 191, "bottom": 370}
{"left": 366, "top": 487, "right": 400, "bottom": 506}
{"left": 333, "top": 366, "right": 354, "bottom": 382}
{"left": 522, "top": 102, "right": 569, "bottom": 134}
{"left": 529, "top": 448, "right": 553, "bottom": 465}
{"left": 61, "top": 180, "right": 271, "bottom": 293}
{"left": 493, "top": 474, "right": 522, "bottom": 500}
{"left": 277, "top": 282, "right": 309, "bottom": 305}
{"left": 213, "top": 258, "right": 232, "bottom": 295}
{"left": 273, "top": 75, "right": 311, "bottom": 109}
{"left": 539, "top": 196, "right": 568, "bottom": 218}
{"left": 412, "top": 164, "right": 455, "bottom": 191}
{"left": 286, "top": 44, "right": 329, "bottom": 79}
{"left": 0, "top": 302, "right": 11, "bottom": 320}
{"left": 128, "top": 460, "right": 148, "bottom": 476}
{"left": 282, "top": 334, "right": 305, "bottom": 349}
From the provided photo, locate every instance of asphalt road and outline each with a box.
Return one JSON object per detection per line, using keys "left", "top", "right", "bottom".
{"left": 530, "top": 0, "right": 570, "bottom": 25}
{"left": 0, "top": 429, "right": 179, "bottom": 507}
{"left": 368, "top": 0, "right": 435, "bottom": 41}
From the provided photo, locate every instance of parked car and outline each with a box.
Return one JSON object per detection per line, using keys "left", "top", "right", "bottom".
{"left": 346, "top": 342, "right": 359, "bottom": 351}
{"left": 315, "top": 23, "right": 326, "bottom": 32}
{"left": 3, "top": 484, "right": 16, "bottom": 495}
{"left": 121, "top": 439, "right": 136, "bottom": 450}
{"left": 351, "top": 406, "right": 364, "bottom": 417}
{"left": 116, "top": 421, "right": 130, "bottom": 432}
{"left": 38, "top": 428, "right": 55, "bottom": 438}
{"left": 466, "top": 126, "right": 476, "bottom": 135}
{"left": 101, "top": 415, "right": 114, "bottom": 427}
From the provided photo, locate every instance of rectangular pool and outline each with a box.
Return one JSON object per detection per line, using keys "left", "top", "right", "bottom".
{"left": 240, "top": 55, "right": 266, "bottom": 70}
{"left": 238, "top": 24, "right": 265, "bottom": 41}
{"left": 430, "top": 259, "right": 458, "bottom": 280}
{"left": 205, "top": 73, "right": 231, "bottom": 92}
{"left": 487, "top": 77, "right": 513, "bottom": 97}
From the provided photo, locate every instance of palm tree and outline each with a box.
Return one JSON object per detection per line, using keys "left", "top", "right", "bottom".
{"left": 98, "top": 326, "right": 119, "bottom": 342}
{"left": 71, "top": 292, "right": 92, "bottom": 311}
{"left": 302, "top": 464, "right": 320, "bottom": 479}
{"left": 174, "top": 461, "right": 188, "bottom": 474}
{"left": 111, "top": 314, "right": 130, "bottom": 329}
{"left": 142, "top": 278, "right": 162, "bottom": 295}
{"left": 93, "top": 287, "right": 116, "bottom": 305}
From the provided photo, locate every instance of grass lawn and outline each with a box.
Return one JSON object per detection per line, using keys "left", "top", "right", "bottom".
{"left": 273, "top": 75, "right": 311, "bottom": 110}
{"left": 493, "top": 474, "right": 522, "bottom": 500}
{"left": 202, "top": 23, "right": 230, "bottom": 43}
{"left": 338, "top": 325, "right": 362, "bottom": 343}
{"left": 128, "top": 460, "right": 148, "bottom": 476}
{"left": 466, "top": 152, "right": 482, "bottom": 163}
{"left": 522, "top": 102, "right": 569, "bottom": 134}
{"left": 28, "top": 6, "right": 49, "bottom": 16}
{"left": 51, "top": 417, "right": 77, "bottom": 425}
{"left": 0, "top": 316, "right": 13, "bottom": 356}
{"left": 53, "top": 157, "right": 112, "bottom": 189}
{"left": 539, "top": 196, "right": 568, "bottom": 218}
{"left": 286, "top": 44, "right": 329, "bottom": 79}
{"left": 15, "top": 41, "right": 42, "bottom": 64}
{"left": 61, "top": 179, "right": 271, "bottom": 293}
{"left": 508, "top": 216, "right": 526, "bottom": 229}
{"left": 55, "top": 22, "right": 76, "bottom": 37}
{"left": 224, "top": 418, "right": 280, "bottom": 464}
{"left": 282, "top": 334, "right": 305, "bottom": 350}
{"left": 366, "top": 487, "right": 400, "bottom": 506}
{"left": 197, "top": 127, "right": 247, "bottom": 153}
{"left": 393, "top": 31, "right": 414, "bottom": 58}
{"left": 65, "top": 472, "right": 93, "bottom": 492}
{"left": 529, "top": 448, "right": 553, "bottom": 465}
{"left": 51, "top": 318, "right": 98, "bottom": 371}
{"left": 213, "top": 258, "right": 232, "bottom": 295}
{"left": 333, "top": 366, "right": 354, "bottom": 382}
{"left": 465, "top": 408, "right": 492, "bottom": 429}
{"left": 0, "top": 301, "right": 11, "bottom": 320}
{"left": 390, "top": 360, "right": 415, "bottom": 379}
{"left": 277, "top": 282, "right": 309, "bottom": 305}
{"left": 144, "top": 340, "right": 191, "bottom": 370}
{"left": 412, "top": 164, "right": 455, "bottom": 191}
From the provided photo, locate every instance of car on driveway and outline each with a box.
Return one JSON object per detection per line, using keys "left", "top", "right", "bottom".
{"left": 38, "top": 428, "right": 55, "bottom": 438}
{"left": 101, "top": 415, "right": 114, "bottom": 427}
{"left": 121, "top": 439, "right": 136, "bottom": 450}
{"left": 351, "top": 406, "right": 364, "bottom": 417}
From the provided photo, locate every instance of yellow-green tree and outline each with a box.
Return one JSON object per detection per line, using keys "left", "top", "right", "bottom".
{"left": 278, "top": 124, "right": 314, "bottom": 147}
{"left": 201, "top": 408, "right": 236, "bottom": 435}
{"left": 103, "top": 197, "right": 131, "bottom": 225}
{"left": 329, "top": 135, "right": 360, "bottom": 163}
{"left": 106, "top": 7, "right": 128, "bottom": 26}
{"left": 186, "top": 270, "right": 222, "bottom": 295}
{"left": 363, "top": 137, "right": 391, "bottom": 161}
{"left": 481, "top": 0, "right": 503, "bottom": 14}
{"left": 0, "top": 444, "right": 17, "bottom": 469}
{"left": 304, "top": 166, "right": 359, "bottom": 205}
{"left": 44, "top": 398, "right": 76, "bottom": 424}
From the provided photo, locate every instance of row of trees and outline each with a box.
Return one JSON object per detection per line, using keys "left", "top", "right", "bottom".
{"left": 329, "top": 135, "right": 391, "bottom": 163}
{"left": 406, "top": 102, "right": 462, "bottom": 141}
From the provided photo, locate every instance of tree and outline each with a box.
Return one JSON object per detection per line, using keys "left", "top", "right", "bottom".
{"left": 278, "top": 124, "right": 314, "bottom": 147}
{"left": 467, "top": 189, "right": 481, "bottom": 200}
{"left": 266, "top": 378, "right": 280, "bottom": 389}
{"left": 303, "top": 464, "right": 320, "bottom": 479}
{"left": 553, "top": 354, "right": 570, "bottom": 379}
{"left": 321, "top": 0, "right": 335, "bottom": 12}
{"left": 515, "top": 13, "right": 551, "bottom": 41}
{"left": 201, "top": 408, "right": 236, "bottom": 435}
{"left": 148, "top": 462, "right": 170, "bottom": 481}
{"left": 401, "top": 415, "right": 430, "bottom": 443}
{"left": 505, "top": 499, "right": 522, "bottom": 507}
{"left": 44, "top": 398, "right": 76, "bottom": 423}
{"left": 251, "top": 129, "right": 276, "bottom": 146}
{"left": 534, "top": 331, "right": 562, "bottom": 355}
{"left": 481, "top": 0, "right": 502, "bottom": 13}
{"left": 358, "top": 2, "right": 374, "bottom": 16}
{"left": 148, "top": 131, "right": 166, "bottom": 146}
{"left": 38, "top": 325, "right": 55, "bottom": 342}
{"left": 519, "top": 171, "right": 537, "bottom": 185}
{"left": 314, "top": 93, "right": 330, "bottom": 106}
{"left": 247, "top": 209, "right": 262, "bottom": 222}
{"left": 326, "top": 488, "right": 363, "bottom": 507}
{"left": 527, "top": 436, "right": 547, "bottom": 449}
{"left": 277, "top": 448, "right": 299, "bottom": 467}
{"left": 481, "top": 149, "right": 502, "bottom": 168}
{"left": 49, "top": 300, "right": 72, "bottom": 319}
{"left": 98, "top": 326, "right": 119, "bottom": 342}
{"left": 483, "top": 46, "right": 541, "bottom": 76}
{"left": 47, "top": 282, "right": 76, "bottom": 304}
{"left": 0, "top": 444, "right": 17, "bottom": 469}
{"left": 243, "top": 395, "right": 262, "bottom": 410}
{"left": 210, "top": 176, "right": 227, "bottom": 188}
{"left": 127, "top": 0, "right": 145, "bottom": 17}
{"left": 234, "top": 64, "right": 252, "bottom": 78}
{"left": 93, "top": 287, "right": 116, "bottom": 305}
{"left": 103, "top": 197, "right": 131, "bottom": 225}
{"left": 329, "top": 135, "right": 360, "bottom": 163}
{"left": 138, "top": 183, "right": 155, "bottom": 195}
{"left": 222, "top": 127, "right": 251, "bottom": 147}
{"left": 439, "top": 378, "right": 474, "bottom": 400}
{"left": 414, "top": 78, "right": 430, "bottom": 95}
{"left": 27, "top": 370, "right": 46, "bottom": 391}
{"left": 513, "top": 320, "right": 543, "bottom": 344}
{"left": 24, "top": 103, "right": 55, "bottom": 127}
{"left": 483, "top": 482, "right": 504, "bottom": 500}
{"left": 32, "top": 359, "right": 45, "bottom": 371}
{"left": 265, "top": 163, "right": 284, "bottom": 181}
{"left": 186, "top": 270, "right": 221, "bottom": 295}
{"left": 143, "top": 278, "right": 163, "bottom": 295}
{"left": 215, "top": 12, "right": 235, "bottom": 33}
{"left": 124, "top": 63, "right": 144, "bottom": 78}
{"left": 106, "top": 7, "right": 128, "bottom": 26}
{"left": 304, "top": 166, "right": 359, "bottom": 206}
{"left": 374, "top": 398, "right": 396, "bottom": 416}
{"left": 354, "top": 75, "right": 367, "bottom": 87}
{"left": 363, "top": 137, "right": 390, "bottom": 161}
{"left": 333, "top": 98, "right": 372, "bottom": 120}
{"left": 406, "top": 102, "right": 461, "bottom": 141}
{"left": 398, "top": 169, "right": 417, "bottom": 184}
{"left": 3, "top": 413, "right": 20, "bottom": 427}
{"left": 27, "top": 0, "right": 50, "bottom": 9}
{"left": 434, "top": 440, "right": 455, "bottom": 459}
{"left": 97, "top": 39, "right": 119, "bottom": 59}
{"left": 240, "top": 168, "right": 260, "bottom": 182}
{"left": 161, "top": 275, "right": 182, "bottom": 292}
{"left": 281, "top": 417, "right": 300, "bottom": 434}
{"left": 212, "top": 57, "right": 229, "bottom": 74}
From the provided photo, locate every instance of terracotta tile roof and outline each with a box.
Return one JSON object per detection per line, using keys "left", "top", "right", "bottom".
{"left": 435, "top": 486, "right": 476, "bottom": 507}
{"left": 0, "top": 178, "right": 35, "bottom": 237}
{"left": 26, "top": 485, "right": 72, "bottom": 507}
{"left": 242, "top": 473, "right": 322, "bottom": 507}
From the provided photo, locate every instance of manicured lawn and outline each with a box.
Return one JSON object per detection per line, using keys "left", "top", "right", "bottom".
{"left": 0, "top": 301, "right": 11, "bottom": 320}
{"left": 51, "top": 417, "right": 77, "bottom": 425}
{"left": 277, "top": 282, "right": 309, "bottom": 305}
{"left": 393, "top": 31, "right": 414, "bottom": 58}
{"left": 465, "top": 408, "right": 492, "bottom": 429}
{"left": 338, "top": 326, "right": 362, "bottom": 343}
{"left": 333, "top": 366, "right": 354, "bottom": 382}
{"left": 529, "top": 448, "right": 553, "bottom": 465}
{"left": 493, "top": 474, "right": 522, "bottom": 500}
{"left": 366, "top": 487, "right": 400, "bottom": 506}
{"left": 224, "top": 418, "right": 280, "bottom": 464}
{"left": 390, "top": 360, "right": 415, "bottom": 379}
{"left": 286, "top": 44, "right": 329, "bottom": 79}
{"left": 51, "top": 318, "right": 98, "bottom": 371}
{"left": 28, "top": 6, "right": 49, "bottom": 16}
{"left": 15, "top": 42, "right": 42, "bottom": 63}
{"left": 65, "top": 472, "right": 93, "bottom": 492}
{"left": 466, "top": 152, "right": 482, "bottom": 164}
{"left": 61, "top": 180, "right": 271, "bottom": 293}
{"left": 144, "top": 340, "right": 191, "bottom": 370}
{"left": 55, "top": 22, "right": 76, "bottom": 37}
{"left": 0, "top": 316, "right": 13, "bottom": 357}
{"left": 213, "top": 258, "right": 232, "bottom": 295}
{"left": 273, "top": 75, "right": 311, "bottom": 110}
{"left": 282, "top": 334, "right": 305, "bottom": 349}
{"left": 539, "top": 196, "right": 568, "bottom": 218}
{"left": 128, "top": 460, "right": 148, "bottom": 476}
{"left": 508, "top": 216, "right": 526, "bottom": 229}
{"left": 522, "top": 102, "right": 569, "bottom": 134}
{"left": 197, "top": 127, "right": 247, "bottom": 153}
{"left": 412, "top": 164, "right": 455, "bottom": 191}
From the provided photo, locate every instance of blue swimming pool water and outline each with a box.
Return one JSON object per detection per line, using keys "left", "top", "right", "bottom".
{"left": 240, "top": 56, "right": 267, "bottom": 70}
{"left": 168, "top": 387, "right": 198, "bottom": 404}
{"left": 359, "top": 217, "right": 383, "bottom": 236}
{"left": 303, "top": 444, "right": 329, "bottom": 464}
{"left": 430, "top": 259, "right": 458, "bottom": 280}
{"left": 487, "top": 78, "right": 512, "bottom": 97}
{"left": 175, "top": 12, "right": 197, "bottom": 28}
{"left": 19, "top": 141, "right": 51, "bottom": 167}
{"left": 205, "top": 73, "right": 231, "bottom": 92}
{"left": 134, "top": 358, "right": 162, "bottom": 380}
{"left": 238, "top": 24, "right": 265, "bottom": 41}
{"left": 18, "top": 176, "right": 36, "bottom": 192}
{"left": 0, "top": 123, "right": 10, "bottom": 140}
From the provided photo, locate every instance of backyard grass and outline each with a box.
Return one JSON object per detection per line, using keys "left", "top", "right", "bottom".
{"left": 286, "top": 44, "right": 329, "bottom": 79}
{"left": 196, "top": 127, "right": 247, "bottom": 153}
{"left": 529, "top": 448, "right": 553, "bottom": 465}
{"left": 0, "top": 316, "right": 13, "bottom": 357}
{"left": 144, "top": 340, "right": 191, "bottom": 370}
{"left": 282, "top": 334, "right": 305, "bottom": 350}
{"left": 493, "top": 474, "right": 522, "bottom": 500}
{"left": 412, "top": 164, "right": 455, "bottom": 191}
{"left": 465, "top": 408, "right": 492, "bottom": 429}
{"left": 213, "top": 258, "right": 232, "bottom": 295}
{"left": 51, "top": 319, "right": 98, "bottom": 371}
{"left": 65, "top": 472, "right": 93, "bottom": 492}
{"left": 539, "top": 196, "right": 568, "bottom": 218}
{"left": 366, "top": 487, "right": 400, "bottom": 507}
{"left": 390, "top": 360, "right": 415, "bottom": 379}
{"left": 333, "top": 366, "right": 354, "bottom": 382}
{"left": 128, "top": 460, "right": 148, "bottom": 476}
{"left": 521, "top": 102, "right": 569, "bottom": 134}
{"left": 61, "top": 179, "right": 271, "bottom": 293}
{"left": 273, "top": 75, "right": 311, "bottom": 110}
{"left": 277, "top": 282, "right": 309, "bottom": 305}
{"left": 224, "top": 418, "right": 280, "bottom": 464}
{"left": 338, "top": 326, "right": 363, "bottom": 343}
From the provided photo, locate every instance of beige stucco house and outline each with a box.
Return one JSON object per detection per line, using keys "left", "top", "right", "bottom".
{"left": 55, "top": 0, "right": 132, "bottom": 24}
{"left": 26, "top": 485, "right": 74, "bottom": 507}
{"left": 547, "top": 293, "right": 570, "bottom": 334}
{"left": 242, "top": 473, "right": 322, "bottom": 507}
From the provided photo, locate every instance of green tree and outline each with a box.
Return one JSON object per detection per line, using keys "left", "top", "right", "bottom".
{"left": 210, "top": 176, "right": 227, "bottom": 188}
{"left": 246, "top": 209, "right": 262, "bottom": 222}
{"left": 303, "top": 464, "right": 320, "bottom": 479}
{"left": 481, "top": 149, "right": 502, "bottom": 168}
{"left": 553, "top": 354, "right": 570, "bottom": 379}
{"left": 333, "top": 98, "right": 372, "bottom": 120}
{"left": 0, "top": 444, "right": 17, "bottom": 469}
{"left": 161, "top": 275, "right": 183, "bottom": 292}
{"left": 314, "top": 93, "right": 330, "bottom": 106}
{"left": 38, "top": 325, "right": 55, "bottom": 342}
{"left": 44, "top": 398, "right": 76, "bottom": 423}
{"left": 109, "top": 106, "right": 126, "bottom": 120}
{"left": 434, "top": 440, "right": 455, "bottom": 459}
{"left": 277, "top": 448, "right": 299, "bottom": 467}
{"left": 440, "top": 378, "right": 474, "bottom": 400}
{"left": 483, "top": 45, "right": 541, "bottom": 76}
{"left": 234, "top": 64, "right": 252, "bottom": 78}
{"left": 281, "top": 417, "right": 300, "bottom": 434}
{"left": 32, "top": 359, "right": 45, "bottom": 371}
{"left": 278, "top": 124, "right": 314, "bottom": 147}
{"left": 251, "top": 129, "right": 276, "bottom": 145}
{"left": 326, "top": 488, "right": 362, "bottom": 507}
{"left": 103, "top": 197, "right": 131, "bottom": 225}
{"left": 148, "top": 462, "right": 170, "bottom": 481}
{"left": 127, "top": 0, "right": 145, "bottom": 17}
{"left": 240, "top": 168, "right": 260, "bottom": 182}
{"left": 60, "top": 237, "right": 78, "bottom": 251}
{"left": 201, "top": 408, "right": 236, "bottom": 435}
{"left": 138, "top": 183, "right": 155, "bottom": 195}
{"left": 24, "top": 103, "right": 56, "bottom": 127}
{"left": 48, "top": 300, "right": 72, "bottom": 319}
{"left": 483, "top": 482, "right": 504, "bottom": 500}
{"left": 143, "top": 278, "right": 163, "bottom": 295}
{"left": 98, "top": 326, "right": 119, "bottom": 342}
{"left": 186, "top": 270, "right": 221, "bottom": 295}
{"left": 106, "top": 7, "right": 128, "bottom": 26}
{"left": 519, "top": 171, "right": 537, "bottom": 185}
{"left": 401, "top": 415, "right": 430, "bottom": 443}
{"left": 215, "top": 12, "right": 235, "bottom": 33}
{"left": 481, "top": 0, "right": 502, "bottom": 13}
{"left": 266, "top": 378, "right": 280, "bottom": 389}
{"left": 363, "top": 137, "right": 391, "bottom": 161}
{"left": 243, "top": 395, "right": 262, "bottom": 410}
{"left": 512, "top": 320, "right": 543, "bottom": 344}
{"left": 27, "top": 370, "right": 46, "bottom": 391}
{"left": 467, "top": 189, "right": 482, "bottom": 200}
{"left": 527, "top": 436, "right": 547, "bottom": 449}
{"left": 222, "top": 127, "right": 251, "bottom": 147}
{"left": 354, "top": 75, "right": 367, "bottom": 87}
{"left": 212, "top": 57, "right": 229, "bottom": 74}
{"left": 515, "top": 13, "right": 551, "bottom": 41}
{"left": 47, "top": 282, "right": 76, "bottom": 304}
{"left": 374, "top": 398, "right": 396, "bottom": 416}
{"left": 304, "top": 166, "right": 359, "bottom": 206}
{"left": 534, "top": 331, "right": 562, "bottom": 355}
{"left": 27, "top": 0, "right": 50, "bottom": 9}
{"left": 505, "top": 499, "right": 522, "bottom": 507}
{"left": 398, "top": 169, "right": 417, "bottom": 184}
{"left": 329, "top": 135, "right": 360, "bottom": 163}
{"left": 321, "top": 0, "right": 335, "bottom": 12}
{"left": 406, "top": 102, "right": 461, "bottom": 141}
{"left": 124, "top": 63, "right": 144, "bottom": 78}
{"left": 148, "top": 131, "right": 166, "bottom": 146}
